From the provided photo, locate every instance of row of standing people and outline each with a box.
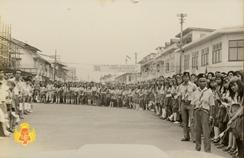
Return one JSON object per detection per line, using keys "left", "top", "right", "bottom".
{"left": 34, "top": 70, "right": 243, "bottom": 158}
{"left": 37, "top": 70, "right": 243, "bottom": 158}
{"left": 1, "top": 70, "right": 243, "bottom": 158}
{"left": 0, "top": 71, "right": 33, "bottom": 137}
{"left": 172, "top": 71, "right": 243, "bottom": 158}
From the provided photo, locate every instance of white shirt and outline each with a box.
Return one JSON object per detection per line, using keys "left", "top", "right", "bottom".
{"left": 178, "top": 81, "right": 197, "bottom": 101}
{"left": 191, "top": 87, "right": 215, "bottom": 111}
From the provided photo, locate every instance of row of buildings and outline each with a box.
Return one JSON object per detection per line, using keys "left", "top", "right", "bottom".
{"left": 0, "top": 19, "right": 76, "bottom": 82}
{"left": 114, "top": 26, "right": 244, "bottom": 84}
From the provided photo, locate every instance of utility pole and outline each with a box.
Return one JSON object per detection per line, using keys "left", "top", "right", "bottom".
{"left": 53, "top": 49, "right": 57, "bottom": 81}
{"left": 177, "top": 13, "right": 187, "bottom": 74}
{"left": 38, "top": 51, "right": 60, "bottom": 81}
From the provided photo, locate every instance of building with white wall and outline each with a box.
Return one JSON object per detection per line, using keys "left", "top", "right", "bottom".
{"left": 155, "top": 39, "right": 180, "bottom": 77}
{"left": 115, "top": 72, "right": 140, "bottom": 84}
{"left": 66, "top": 67, "right": 77, "bottom": 82}
{"left": 175, "top": 27, "right": 215, "bottom": 46}
{"left": 138, "top": 26, "right": 243, "bottom": 80}
{"left": 138, "top": 53, "right": 158, "bottom": 81}
{"left": 12, "top": 39, "right": 53, "bottom": 79}
{"left": 180, "top": 26, "right": 244, "bottom": 74}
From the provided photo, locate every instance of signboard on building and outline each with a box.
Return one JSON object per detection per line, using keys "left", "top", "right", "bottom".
{"left": 94, "top": 64, "right": 140, "bottom": 73}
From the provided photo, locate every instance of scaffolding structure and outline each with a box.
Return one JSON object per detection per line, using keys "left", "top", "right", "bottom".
{"left": 0, "top": 17, "right": 21, "bottom": 72}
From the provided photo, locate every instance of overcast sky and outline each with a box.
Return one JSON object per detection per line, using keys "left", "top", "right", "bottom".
{"left": 0, "top": 0, "right": 243, "bottom": 80}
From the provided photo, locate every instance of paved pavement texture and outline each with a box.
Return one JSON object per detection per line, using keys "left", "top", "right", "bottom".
{"left": 0, "top": 103, "right": 230, "bottom": 158}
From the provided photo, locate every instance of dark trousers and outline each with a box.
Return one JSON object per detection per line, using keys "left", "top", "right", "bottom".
{"left": 195, "top": 109, "right": 211, "bottom": 152}
{"left": 181, "top": 101, "right": 195, "bottom": 140}
{"left": 236, "top": 138, "right": 244, "bottom": 158}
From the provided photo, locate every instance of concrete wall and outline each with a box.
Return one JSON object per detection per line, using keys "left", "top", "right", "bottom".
{"left": 155, "top": 51, "right": 180, "bottom": 77}
{"left": 19, "top": 47, "right": 54, "bottom": 79}
{"left": 181, "top": 33, "right": 244, "bottom": 74}
{"left": 19, "top": 48, "right": 35, "bottom": 69}
{"left": 192, "top": 30, "right": 210, "bottom": 41}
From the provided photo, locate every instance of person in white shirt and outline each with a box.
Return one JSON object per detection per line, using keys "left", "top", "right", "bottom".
{"left": 46, "top": 82, "right": 54, "bottom": 103}
{"left": 178, "top": 72, "right": 197, "bottom": 142}
{"left": 24, "top": 80, "right": 33, "bottom": 113}
{"left": 191, "top": 73, "right": 215, "bottom": 152}
{"left": 0, "top": 71, "right": 11, "bottom": 136}
{"left": 11, "top": 71, "right": 24, "bottom": 119}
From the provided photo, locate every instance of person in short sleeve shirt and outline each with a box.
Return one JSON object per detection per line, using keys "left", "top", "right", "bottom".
{"left": 193, "top": 73, "right": 215, "bottom": 153}
{"left": 178, "top": 72, "right": 197, "bottom": 142}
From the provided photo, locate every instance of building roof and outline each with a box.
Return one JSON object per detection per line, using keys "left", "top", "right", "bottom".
{"left": 170, "top": 38, "right": 180, "bottom": 44}
{"left": 156, "top": 43, "right": 178, "bottom": 59}
{"left": 11, "top": 38, "right": 41, "bottom": 52}
{"left": 179, "top": 26, "right": 244, "bottom": 51}
{"left": 138, "top": 53, "right": 157, "bottom": 64}
{"left": 56, "top": 62, "right": 67, "bottom": 67}
{"left": 38, "top": 54, "right": 53, "bottom": 63}
{"left": 38, "top": 54, "right": 68, "bottom": 67}
{"left": 34, "top": 54, "right": 52, "bottom": 64}
{"left": 175, "top": 27, "right": 215, "bottom": 38}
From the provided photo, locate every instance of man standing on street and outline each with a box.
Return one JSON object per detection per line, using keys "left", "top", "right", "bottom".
{"left": 179, "top": 72, "right": 197, "bottom": 142}
{"left": 192, "top": 73, "right": 215, "bottom": 152}
{"left": 10, "top": 71, "right": 24, "bottom": 119}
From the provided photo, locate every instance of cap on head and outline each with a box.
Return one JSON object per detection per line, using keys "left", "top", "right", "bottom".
{"left": 197, "top": 73, "right": 206, "bottom": 79}
{"left": 183, "top": 72, "right": 190, "bottom": 77}
{"left": 207, "top": 72, "right": 214, "bottom": 77}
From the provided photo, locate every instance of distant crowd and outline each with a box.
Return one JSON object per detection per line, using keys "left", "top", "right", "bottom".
{"left": 0, "top": 70, "right": 243, "bottom": 158}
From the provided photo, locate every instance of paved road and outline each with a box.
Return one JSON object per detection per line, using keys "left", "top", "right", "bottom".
{"left": 0, "top": 103, "right": 230, "bottom": 158}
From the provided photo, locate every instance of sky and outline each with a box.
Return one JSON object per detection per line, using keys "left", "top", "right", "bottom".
{"left": 0, "top": 0, "right": 243, "bottom": 81}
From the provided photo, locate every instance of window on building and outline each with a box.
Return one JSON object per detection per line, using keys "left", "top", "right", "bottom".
{"left": 229, "top": 40, "right": 244, "bottom": 61}
{"left": 192, "top": 51, "right": 199, "bottom": 69}
{"left": 201, "top": 47, "right": 209, "bottom": 66}
{"left": 171, "top": 62, "right": 175, "bottom": 72}
{"left": 128, "top": 76, "right": 131, "bottom": 82}
{"left": 212, "top": 42, "right": 222, "bottom": 64}
{"left": 184, "top": 54, "right": 190, "bottom": 70}
{"left": 166, "top": 62, "right": 170, "bottom": 72}
{"left": 145, "top": 67, "right": 149, "bottom": 72}
{"left": 161, "top": 61, "right": 164, "bottom": 73}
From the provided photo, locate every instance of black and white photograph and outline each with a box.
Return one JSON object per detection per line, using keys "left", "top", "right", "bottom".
{"left": 0, "top": 0, "right": 243, "bottom": 158}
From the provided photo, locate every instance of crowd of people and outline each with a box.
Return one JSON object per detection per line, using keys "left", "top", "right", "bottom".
{"left": 0, "top": 71, "right": 33, "bottom": 137}
{"left": 0, "top": 69, "right": 243, "bottom": 158}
